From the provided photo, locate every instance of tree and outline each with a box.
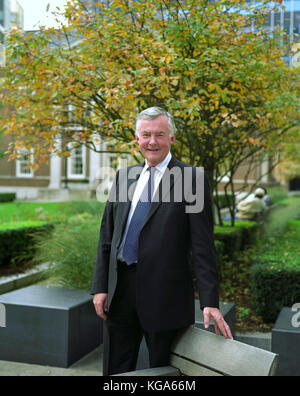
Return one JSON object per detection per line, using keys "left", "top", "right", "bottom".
{"left": 0, "top": 0, "right": 299, "bottom": 223}
{"left": 0, "top": 100, "right": 6, "bottom": 159}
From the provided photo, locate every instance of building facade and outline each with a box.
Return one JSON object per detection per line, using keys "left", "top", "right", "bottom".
{"left": 0, "top": 0, "right": 23, "bottom": 65}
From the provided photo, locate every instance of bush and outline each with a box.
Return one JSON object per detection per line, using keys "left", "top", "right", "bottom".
{"left": 0, "top": 221, "right": 53, "bottom": 268}
{"left": 214, "top": 226, "right": 243, "bottom": 258}
{"left": 250, "top": 220, "right": 300, "bottom": 322}
{"left": 223, "top": 220, "right": 259, "bottom": 249}
{"left": 33, "top": 213, "right": 99, "bottom": 290}
{"left": 0, "top": 193, "right": 16, "bottom": 203}
{"left": 214, "top": 240, "right": 225, "bottom": 268}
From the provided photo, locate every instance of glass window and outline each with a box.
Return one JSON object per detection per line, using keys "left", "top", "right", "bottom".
{"left": 0, "top": 0, "right": 4, "bottom": 27}
{"left": 67, "top": 143, "right": 86, "bottom": 179}
{"left": 16, "top": 149, "right": 34, "bottom": 178}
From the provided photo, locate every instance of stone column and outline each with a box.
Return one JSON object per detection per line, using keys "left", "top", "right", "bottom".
{"left": 48, "top": 139, "right": 62, "bottom": 190}
{"left": 89, "top": 135, "right": 101, "bottom": 188}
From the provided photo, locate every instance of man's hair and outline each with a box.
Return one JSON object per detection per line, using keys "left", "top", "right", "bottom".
{"left": 136, "top": 107, "right": 177, "bottom": 137}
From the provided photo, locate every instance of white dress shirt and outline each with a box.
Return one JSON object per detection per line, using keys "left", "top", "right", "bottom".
{"left": 118, "top": 152, "right": 172, "bottom": 262}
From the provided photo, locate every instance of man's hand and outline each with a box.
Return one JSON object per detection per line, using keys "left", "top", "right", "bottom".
{"left": 93, "top": 293, "right": 108, "bottom": 320}
{"left": 203, "top": 307, "right": 233, "bottom": 339}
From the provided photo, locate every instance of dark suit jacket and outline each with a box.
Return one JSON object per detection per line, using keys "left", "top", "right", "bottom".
{"left": 91, "top": 156, "right": 219, "bottom": 332}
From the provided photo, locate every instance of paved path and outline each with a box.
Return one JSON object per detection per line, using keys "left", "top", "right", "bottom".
{"left": 0, "top": 346, "right": 103, "bottom": 376}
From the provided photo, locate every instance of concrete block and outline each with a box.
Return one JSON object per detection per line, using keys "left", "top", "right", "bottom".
{"left": 0, "top": 286, "right": 103, "bottom": 368}
{"left": 235, "top": 332, "right": 271, "bottom": 351}
{"left": 272, "top": 307, "right": 300, "bottom": 376}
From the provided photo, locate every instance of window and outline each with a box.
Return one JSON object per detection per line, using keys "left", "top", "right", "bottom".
{"left": 0, "top": 0, "right": 4, "bottom": 28}
{"left": 16, "top": 149, "right": 34, "bottom": 178}
{"left": 67, "top": 143, "right": 86, "bottom": 179}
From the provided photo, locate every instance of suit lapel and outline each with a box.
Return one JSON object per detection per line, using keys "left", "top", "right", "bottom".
{"left": 117, "top": 163, "right": 144, "bottom": 242}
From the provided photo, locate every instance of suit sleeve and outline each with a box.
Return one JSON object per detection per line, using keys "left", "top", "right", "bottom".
{"left": 90, "top": 173, "right": 117, "bottom": 295}
{"left": 189, "top": 171, "right": 219, "bottom": 310}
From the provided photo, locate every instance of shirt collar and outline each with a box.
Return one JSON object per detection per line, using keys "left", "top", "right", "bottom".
{"left": 143, "top": 152, "right": 172, "bottom": 175}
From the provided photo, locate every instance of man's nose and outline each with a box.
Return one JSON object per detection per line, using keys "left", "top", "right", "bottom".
{"left": 149, "top": 134, "right": 157, "bottom": 145}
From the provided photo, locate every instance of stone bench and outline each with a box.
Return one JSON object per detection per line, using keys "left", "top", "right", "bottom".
{"left": 135, "top": 300, "right": 235, "bottom": 370}
{"left": 115, "top": 325, "right": 279, "bottom": 376}
{"left": 0, "top": 285, "right": 103, "bottom": 368}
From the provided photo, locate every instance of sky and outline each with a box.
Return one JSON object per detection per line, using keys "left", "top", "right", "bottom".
{"left": 17, "top": 0, "right": 68, "bottom": 31}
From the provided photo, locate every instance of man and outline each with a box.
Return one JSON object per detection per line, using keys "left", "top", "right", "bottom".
{"left": 237, "top": 187, "right": 267, "bottom": 221}
{"left": 91, "top": 107, "right": 232, "bottom": 376}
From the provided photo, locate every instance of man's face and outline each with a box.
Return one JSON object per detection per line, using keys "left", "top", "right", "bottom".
{"left": 136, "top": 115, "right": 176, "bottom": 167}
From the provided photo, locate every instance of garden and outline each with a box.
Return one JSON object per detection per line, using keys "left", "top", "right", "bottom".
{"left": 0, "top": 187, "right": 299, "bottom": 334}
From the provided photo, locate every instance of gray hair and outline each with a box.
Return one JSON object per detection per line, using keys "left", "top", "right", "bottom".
{"left": 135, "top": 107, "right": 177, "bottom": 137}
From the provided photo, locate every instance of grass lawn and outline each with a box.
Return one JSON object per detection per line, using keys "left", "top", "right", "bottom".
{"left": 0, "top": 201, "right": 106, "bottom": 224}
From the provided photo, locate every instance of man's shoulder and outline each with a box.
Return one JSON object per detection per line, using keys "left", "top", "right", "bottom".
{"left": 170, "top": 157, "right": 193, "bottom": 169}
{"left": 117, "top": 162, "right": 144, "bottom": 174}
{"left": 170, "top": 157, "right": 209, "bottom": 181}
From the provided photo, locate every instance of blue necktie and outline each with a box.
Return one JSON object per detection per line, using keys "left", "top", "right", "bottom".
{"left": 122, "top": 167, "right": 154, "bottom": 265}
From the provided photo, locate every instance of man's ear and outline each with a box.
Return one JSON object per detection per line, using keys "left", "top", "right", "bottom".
{"left": 170, "top": 133, "right": 176, "bottom": 144}
{"left": 135, "top": 133, "right": 140, "bottom": 144}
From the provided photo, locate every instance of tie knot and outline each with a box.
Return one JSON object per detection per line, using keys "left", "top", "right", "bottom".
{"left": 147, "top": 166, "right": 156, "bottom": 174}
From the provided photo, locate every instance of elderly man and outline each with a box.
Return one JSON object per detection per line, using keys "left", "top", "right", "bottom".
{"left": 91, "top": 107, "right": 232, "bottom": 376}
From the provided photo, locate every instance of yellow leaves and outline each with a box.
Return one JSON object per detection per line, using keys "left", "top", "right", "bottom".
{"left": 210, "top": 121, "right": 219, "bottom": 129}
{"left": 208, "top": 83, "right": 218, "bottom": 93}
{"left": 130, "top": 147, "right": 137, "bottom": 156}
{"left": 248, "top": 137, "right": 261, "bottom": 147}
{"left": 165, "top": 56, "right": 172, "bottom": 66}
{"left": 170, "top": 78, "right": 179, "bottom": 87}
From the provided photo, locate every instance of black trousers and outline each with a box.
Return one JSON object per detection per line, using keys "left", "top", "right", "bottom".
{"left": 102, "top": 263, "right": 184, "bottom": 376}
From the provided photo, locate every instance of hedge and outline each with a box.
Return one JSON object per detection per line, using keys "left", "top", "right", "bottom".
{"left": 214, "top": 226, "right": 243, "bottom": 258}
{"left": 214, "top": 240, "right": 225, "bottom": 268}
{"left": 0, "top": 193, "right": 16, "bottom": 203}
{"left": 0, "top": 221, "right": 54, "bottom": 268}
{"left": 250, "top": 220, "right": 300, "bottom": 322}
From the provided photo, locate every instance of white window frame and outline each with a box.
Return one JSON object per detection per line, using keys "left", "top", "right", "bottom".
{"left": 67, "top": 142, "right": 86, "bottom": 179}
{"left": 16, "top": 148, "right": 34, "bottom": 178}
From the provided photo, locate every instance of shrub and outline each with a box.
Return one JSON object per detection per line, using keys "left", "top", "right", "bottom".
{"left": 250, "top": 220, "right": 300, "bottom": 322}
{"left": 223, "top": 220, "right": 259, "bottom": 249}
{"left": 0, "top": 221, "right": 53, "bottom": 268}
{"left": 214, "top": 226, "right": 243, "bottom": 258}
{"left": 0, "top": 193, "right": 16, "bottom": 203}
{"left": 214, "top": 240, "right": 225, "bottom": 268}
{"left": 33, "top": 213, "right": 99, "bottom": 290}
